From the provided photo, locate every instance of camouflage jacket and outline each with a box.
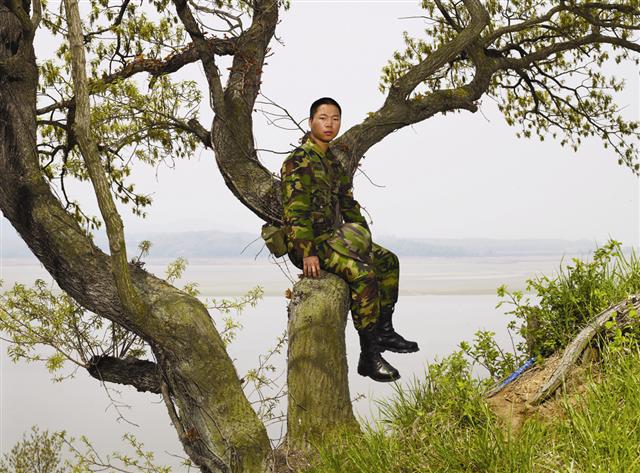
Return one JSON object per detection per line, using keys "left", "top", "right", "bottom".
{"left": 280, "top": 137, "right": 369, "bottom": 259}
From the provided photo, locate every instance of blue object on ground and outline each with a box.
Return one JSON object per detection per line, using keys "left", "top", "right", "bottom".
{"left": 496, "top": 357, "right": 536, "bottom": 391}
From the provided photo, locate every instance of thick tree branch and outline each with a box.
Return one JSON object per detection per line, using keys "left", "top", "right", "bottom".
{"left": 172, "top": 0, "right": 226, "bottom": 114}
{"left": 184, "top": 117, "right": 212, "bottom": 148}
{"left": 88, "top": 355, "right": 161, "bottom": 393}
{"left": 207, "top": 0, "right": 283, "bottom": 224}
{"left": 434, "top": 0, "right": 462, "bottom": 32}
{"left": 386, "top": 0, "right": 489, "bottom": 103}
{"left": 0, "top": 55, "right": 30, "bottom": 80}
{"left": 2, "top": 0, "right": 32, "bottom": 34}
{"left": 1, "top": 5, "right": 271, "bottom": 470}
{"left": 224, "top": 0, "right": 279, "bottom": 115}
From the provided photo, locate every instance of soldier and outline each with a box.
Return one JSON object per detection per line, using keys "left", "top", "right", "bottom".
{"left": 280, "top": 97, "right": 419, "bottom": 383}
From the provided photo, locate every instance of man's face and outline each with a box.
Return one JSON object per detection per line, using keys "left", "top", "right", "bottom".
{"left": 308, "top": 104, "right": 341, "bottom": 144}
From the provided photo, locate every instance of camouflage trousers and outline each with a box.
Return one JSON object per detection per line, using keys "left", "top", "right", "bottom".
{"left": 290, "top": 241, "right": 399, "bottom": 331}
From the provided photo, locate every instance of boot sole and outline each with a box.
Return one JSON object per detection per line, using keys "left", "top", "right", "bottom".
{"left": 357, "top": 366, "right": 401, "bottom": 382}
{"left": 378, "top": 345, "right": 420, "bottom": 354}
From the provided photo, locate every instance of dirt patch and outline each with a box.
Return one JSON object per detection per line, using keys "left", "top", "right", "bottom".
{"left": 485, "top": 349, "right": 601, "bottom": 431}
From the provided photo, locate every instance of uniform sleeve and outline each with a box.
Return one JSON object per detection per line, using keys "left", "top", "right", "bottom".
{"left": 280, "top": 152, "right": 317, "bottom": 258}
{"left": 337, "top": 166, "right": 370, "bottom": 232}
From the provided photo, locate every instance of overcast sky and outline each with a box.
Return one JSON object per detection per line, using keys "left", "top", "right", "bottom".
{"left": 4, "top": 1, "right": 639, "bottom": 248}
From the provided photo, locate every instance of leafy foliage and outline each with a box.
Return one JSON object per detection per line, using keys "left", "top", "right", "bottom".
{"left": 0, "top": 239, "right": 265, "bottom": 380}
{"left": 0, "top": 277, "right": 146, "bottom": 382}
{"left": 498, "top": 238, "right": 640, "bottom": 358}
{"left": 0, "top": 426, "right": 65, "bottom": 473}
{"left": 37, "top": 0, "right": 203, "bottom": 236}
{"left": 307, "top": 341, "right": 640, "bottom": 473}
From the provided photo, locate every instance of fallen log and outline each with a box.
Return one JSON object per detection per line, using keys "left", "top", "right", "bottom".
{"left": 530, "top": 294, "right": 640, "bottom": 405}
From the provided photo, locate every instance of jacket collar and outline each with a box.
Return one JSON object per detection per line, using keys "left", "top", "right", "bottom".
{"left": 302, "top": 137, "right": 329, "bottom": 158}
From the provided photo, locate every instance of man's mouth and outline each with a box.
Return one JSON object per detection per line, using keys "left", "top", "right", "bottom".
{"left": 324, "top": 131, "right": 332, "bottom": 135}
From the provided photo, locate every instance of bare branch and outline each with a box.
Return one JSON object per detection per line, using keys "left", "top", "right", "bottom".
{"left": 495, "top": 33, "right": 640, "bottom": 70}
{"left": 483, "top": 5, "right": 567, "bottom": 45}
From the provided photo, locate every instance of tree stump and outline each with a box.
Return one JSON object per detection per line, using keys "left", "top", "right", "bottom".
{"left": 286, "top": 271, "right": 361, "bottom": 450}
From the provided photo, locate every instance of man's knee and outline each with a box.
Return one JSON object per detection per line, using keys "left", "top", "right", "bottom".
{"left": 386, "top": 250, "right": 399, "bottom": 270}
{"left": 373, "top": 244, "right": 399, "bottom": 271}
{"left": 322, "top": 247, "right": 376, "bottom": 284}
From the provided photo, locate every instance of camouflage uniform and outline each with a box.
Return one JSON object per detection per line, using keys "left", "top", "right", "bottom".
{"left": 280, "top": 137, "right": 399, "bottom": 330}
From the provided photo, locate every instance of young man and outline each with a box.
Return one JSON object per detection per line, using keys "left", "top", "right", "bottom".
{"left": 280, "top": 97, "right": 419, "bottom": 383}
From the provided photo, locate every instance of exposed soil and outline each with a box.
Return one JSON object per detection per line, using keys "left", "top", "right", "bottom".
{"left": 485, "top": 348, "right": 601, "bottom": 432}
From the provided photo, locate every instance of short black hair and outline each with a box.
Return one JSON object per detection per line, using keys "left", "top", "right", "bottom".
{"left": 310, "top": 97, "right": 341, "bottom": 119}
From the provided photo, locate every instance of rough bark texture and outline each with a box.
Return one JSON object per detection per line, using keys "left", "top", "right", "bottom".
{"left": 88, "top": 355, "right": 161, "bottom": 393}
{"left": 286, "top": 273, "right": 360, "bottom": 450}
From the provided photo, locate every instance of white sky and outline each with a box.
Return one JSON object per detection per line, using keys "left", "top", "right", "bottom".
{"left": 20, "top": 1, "right": 640, "bottom": 249}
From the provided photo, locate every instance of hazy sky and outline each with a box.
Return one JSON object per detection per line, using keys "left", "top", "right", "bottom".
{"left": 4, "top": 1, "right": 639, "bottom": 248}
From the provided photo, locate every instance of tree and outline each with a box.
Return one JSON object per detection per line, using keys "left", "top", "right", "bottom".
{"left": 0, "top": 0, "right": 638, "bottom": 471}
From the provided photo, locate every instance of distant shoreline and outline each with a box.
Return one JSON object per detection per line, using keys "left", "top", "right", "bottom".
{"left": 2, "top": 228, "right": 632, "bottom": 259}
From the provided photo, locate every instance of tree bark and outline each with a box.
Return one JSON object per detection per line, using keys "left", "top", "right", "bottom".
{"left": 286, "top": 272, "right": 361, "bottom": 450}
{"left": 87, "top": 355, "right": 161, "bottom": 393}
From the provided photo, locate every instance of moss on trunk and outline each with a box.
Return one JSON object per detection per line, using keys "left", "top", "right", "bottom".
{"left": 286, "top": 273, "right": 361, "bottom": 450}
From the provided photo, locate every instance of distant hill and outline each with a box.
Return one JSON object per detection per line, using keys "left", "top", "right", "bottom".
{"left": 1, "top": 225, "right": 619, "bottom": 259}
{"left": 376, "top": 236, "right": 601, "bottom": 257}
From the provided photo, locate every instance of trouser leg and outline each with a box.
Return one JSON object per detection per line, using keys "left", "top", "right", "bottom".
{"left": 368, "top": 243, "right": 419, "bottom": 353}
{"left": 315, "top": 241, "right": 380, "bottom": 331}
{"left": 370, "top": 242, "right": 399, "bottom": 312}
{"left": 317, "top": 241, "right": 401, "bottom": 381}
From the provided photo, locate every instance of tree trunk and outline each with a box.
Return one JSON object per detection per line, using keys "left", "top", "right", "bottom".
{"left": 286, "top": 273, "right": 361, "bottom": 450}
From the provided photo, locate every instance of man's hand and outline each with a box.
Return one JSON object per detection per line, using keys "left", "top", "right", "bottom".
{"left": 303, "top": 255, "right": 321, "bottom": 278}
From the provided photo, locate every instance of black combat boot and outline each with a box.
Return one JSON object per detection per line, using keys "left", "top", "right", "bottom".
{"left": 376, "top": 307, "right": 419, "bottom": 353}
{"left": 357, "top": 324, "right": 401, "bottom": 382}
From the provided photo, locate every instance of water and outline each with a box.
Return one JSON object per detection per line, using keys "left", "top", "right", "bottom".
{"left": 0, "top": 255, "right": 570, "bottom": 470}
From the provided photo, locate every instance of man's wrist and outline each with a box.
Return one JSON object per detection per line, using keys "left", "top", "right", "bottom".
{"left": 294, "top": 239, "right": 317, "bottom": 258}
